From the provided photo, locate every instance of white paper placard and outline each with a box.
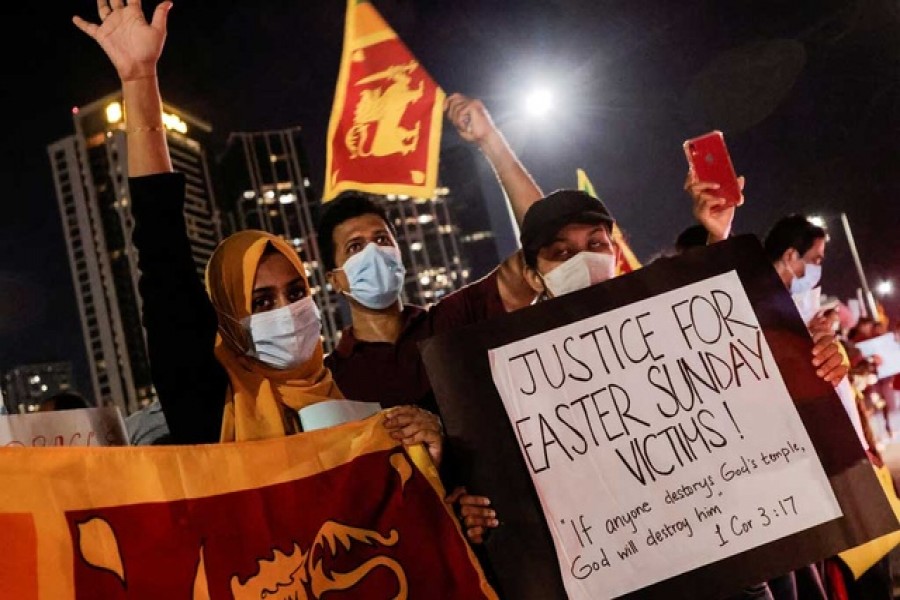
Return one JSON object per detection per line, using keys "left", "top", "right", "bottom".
{"left": 298, "top": 399, "right": 383, "bottom": 432}
{"left": 0, "top": 406, "right": 128, "bottom": 447}
{"left": 854, "top": 333, "right": 900, "bottom": 381}
{"left": 488, "top": 271, "right": 842, "bottom": 599}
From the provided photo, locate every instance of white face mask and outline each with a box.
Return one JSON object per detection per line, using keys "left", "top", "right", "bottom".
{"left": 789, "top": 261, "right": 822, "bottom": 294}
{"left": 542, "top": 251, "right": 616, "bottom": 298}
{"left": 339, "top": 243, "right": 406, "bottom": 309}
{"left": 242, "top": 296, "right": 321, "bottom": 370}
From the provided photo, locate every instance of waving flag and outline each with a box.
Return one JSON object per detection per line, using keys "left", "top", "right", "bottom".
{"left": 577, "top": 168, "right": 641, "bottom": 274}
{"left": 0, "top": 416, "right": 497, "bottom": 599}
{"left": 324, "top": 0, "right": 445, "bottom": 201}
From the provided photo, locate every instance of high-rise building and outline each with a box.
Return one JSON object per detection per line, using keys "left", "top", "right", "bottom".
{"left": 2, "top": 361, "right": 75, "bottom": 414}
{"left": 437, "top": 144, "right": 503, "bottom": 281}
{"left": 217, "top": 127, "right": 346, "bottom": 353}
{"left": 378, "top": 190, "right": 470, "bottom": 307}
{"left": 47, "top": 92, "right": 221, "bottom": 415}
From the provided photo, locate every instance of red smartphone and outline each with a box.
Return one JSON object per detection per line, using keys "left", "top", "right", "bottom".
{"left": 683, "top": 130, "right": 742, "bottom": 207}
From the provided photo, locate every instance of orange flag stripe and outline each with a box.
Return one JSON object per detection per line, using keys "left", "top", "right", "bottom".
{"left": 0, "top": 416, "right": 497, "bottom": 598}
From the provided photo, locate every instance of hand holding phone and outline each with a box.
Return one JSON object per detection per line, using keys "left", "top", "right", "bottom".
{"left": 683, "top": 130, "right": 743, "bottom": 207}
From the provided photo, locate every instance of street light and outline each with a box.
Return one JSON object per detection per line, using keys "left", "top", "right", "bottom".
{"left": 876, "top": 280, "right": 894, "bottom": 296}
{"left": 840, "top": 213, "right": 879, "bottom": 319}
{"left": 524, "top": 87, "right": 554, "bottom": 118}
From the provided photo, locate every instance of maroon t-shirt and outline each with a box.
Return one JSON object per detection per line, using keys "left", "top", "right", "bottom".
{"left": 324, "top": 271, "right": 506, "bottom": 414}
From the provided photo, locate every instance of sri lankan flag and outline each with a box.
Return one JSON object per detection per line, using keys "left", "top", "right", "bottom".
{"left": 577, "top": 168, "right": 642, "bottom": 275}
{"left": 324, "top": 0, "right": 445, "bottom": 201}
{"left": 0, "top": 415, "right": 497, "bottom": 599}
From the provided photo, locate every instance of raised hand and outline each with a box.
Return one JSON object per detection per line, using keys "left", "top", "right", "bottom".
{"left": 685, "top": 169, "right": 745, "bottom": 244}
{"left": 73, "top": 0, "right": 172, "bottom": 82}
{"left": 445, "top": 93, "right": 498, "bottom": 145}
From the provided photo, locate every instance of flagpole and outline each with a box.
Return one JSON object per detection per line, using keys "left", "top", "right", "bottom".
{"left": 840, "top": 212, "right": 878, "bottom": 320}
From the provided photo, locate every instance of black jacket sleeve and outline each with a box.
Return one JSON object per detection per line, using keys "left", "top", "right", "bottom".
{"left": 130, "top": 173, "right": 226, "bottom": 444}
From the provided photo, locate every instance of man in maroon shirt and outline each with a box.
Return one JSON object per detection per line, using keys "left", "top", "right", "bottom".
{"left": 319, "top": 94, "right": 541, "bottom": 416}
{"left": 318, "top": 94, "right": 542, "bottom": 544}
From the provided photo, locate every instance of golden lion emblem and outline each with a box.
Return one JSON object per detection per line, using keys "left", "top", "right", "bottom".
{"left": 346, "top": 60, "right": 424, "bottom": 159}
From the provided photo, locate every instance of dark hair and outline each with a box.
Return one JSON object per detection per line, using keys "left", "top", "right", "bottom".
{"left": 763, "top": 214, "right": 827, "bottom": 263}
{"left": 674, "top": 224, "right": 709, "bottom": 254}
{"left": 40, "top": 391, "right": 89, "bottom": 411}
{"left": 316, "top": 192, "right": 395, "bottom": 271}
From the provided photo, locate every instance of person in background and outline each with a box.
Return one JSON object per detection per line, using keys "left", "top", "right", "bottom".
{"left": 38, "top": 391, "right": 89, "bottom": 412}
{"left": 868, "top": 320, "right": 896, "bottom": 434}
{"left": 124, "top": 399, "right": 172, "bottom": 445}
{"left": 687, "top": 174, "right": 889, "bottom": 600}
{"left": 849, "top": 317, "right": 876, "bottom": 343}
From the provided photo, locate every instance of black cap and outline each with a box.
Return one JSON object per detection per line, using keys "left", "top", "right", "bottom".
{"left": 520, "top": 189, "right": 616, "bottom": 267}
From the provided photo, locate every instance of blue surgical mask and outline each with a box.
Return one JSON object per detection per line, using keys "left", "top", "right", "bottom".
{"left": 339, "top": 243, "right": 406, "bottom": 309}
{"left": 242, "top": 296, "right": 322, "bottom": 369}
{"left": 790, "top": 262, "right": 822, "bottom": 295}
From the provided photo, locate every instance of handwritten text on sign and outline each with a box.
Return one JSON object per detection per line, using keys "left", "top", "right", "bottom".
{"left": 489, "top": 271, "right": 842, "bottom": 599}
{"left": 0, "top": 407, "right": 128, "bottom": 447}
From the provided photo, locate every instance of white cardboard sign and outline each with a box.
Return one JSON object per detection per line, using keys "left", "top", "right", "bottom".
{"left": 0, "top": 406, "right": 128, "bottom": 447}
{"left": 854, "top": 333, "right": 900, "bottom": 381}
{"left": 488, "top": 271, "right": 842, "bottom": 599}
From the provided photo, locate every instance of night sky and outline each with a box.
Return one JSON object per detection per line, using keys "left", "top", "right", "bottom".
{"left": 3, "top": 0, "right": 899, "bottom": 400}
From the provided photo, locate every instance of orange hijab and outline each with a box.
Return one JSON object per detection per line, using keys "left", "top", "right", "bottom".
{"left": 205, "top": 230, "right": 343, "bottom": 442}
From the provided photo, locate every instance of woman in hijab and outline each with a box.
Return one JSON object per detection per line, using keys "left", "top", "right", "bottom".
{"left": 206, "top": 230, "right": 344, "bottom": 442}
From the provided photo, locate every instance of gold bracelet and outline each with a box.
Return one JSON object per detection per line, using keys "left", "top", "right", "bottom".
{"left": 126, "top": 124, "right": 165, "bottom": 133}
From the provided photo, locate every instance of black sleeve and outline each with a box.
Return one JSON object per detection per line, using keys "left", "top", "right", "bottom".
{"left": 130, "top": 173, "right": 226, "bottom": 444}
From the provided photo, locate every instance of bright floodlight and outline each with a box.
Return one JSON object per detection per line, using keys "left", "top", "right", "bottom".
{"left": 525, "top": 88, "right": 554, "bottom": 117}
{"left": 876, "top": 280, "right": 894, "bottom": 296}
{"left": 807, "top": 215, "right": 826, "bottom": 228}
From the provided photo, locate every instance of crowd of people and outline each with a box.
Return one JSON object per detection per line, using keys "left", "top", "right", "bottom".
{"left": 59, "top": 1, "right": 900, "bottom": 599}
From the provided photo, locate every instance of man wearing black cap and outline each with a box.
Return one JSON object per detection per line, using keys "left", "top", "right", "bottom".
{"left": 518, "top": 189, "right": 619, "bottom": 299}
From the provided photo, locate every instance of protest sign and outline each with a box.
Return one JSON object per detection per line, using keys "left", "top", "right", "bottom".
{"left": 854, "top": 333, "right": 900, "bottom": 380}
{"left": 421, "top": 235, "right": 898, "bottom": 600}
{"left": 0, "top": 406, "right": 127, "bottom": 447}
{"left": 490, "top": 270, "right": 840, "bottom": 598}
